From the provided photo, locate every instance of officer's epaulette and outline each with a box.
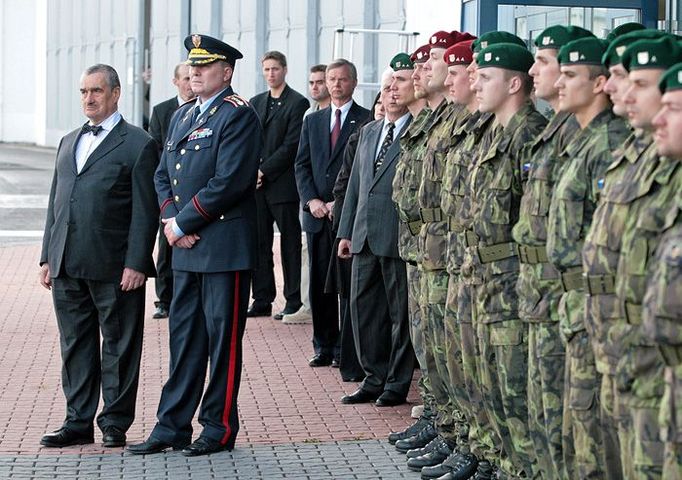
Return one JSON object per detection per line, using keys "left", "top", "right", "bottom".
{"left": 224, "top": 94, "right": 250, "bottom": 107}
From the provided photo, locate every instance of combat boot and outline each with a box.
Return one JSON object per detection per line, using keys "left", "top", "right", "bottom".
{"left": 395, "top": 422, "right": 437, "bottom": 453}
{"left": 406, "top": 435, "right": 444, "bottom": 459}
{"left": 421, "top": 450, "right": 478, "bottom": 479}
{"left": 407, "top": 438, "right": 456, "bottom": 471}
{"left": 388, "top": 415, "right": 433, "bottom": 444}
{"left": 469, "top": 459, "right": 495, "bottom": 480}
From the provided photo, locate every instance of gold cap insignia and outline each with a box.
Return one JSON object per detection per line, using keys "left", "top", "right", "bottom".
{"left": 637, "top": 51, "right": 649, "bottom": 65}
{"left": 192, "top": 35, "right": 202, "bottom": 48}
{"left": 569, "top": 51, "right": 579, "bottom": 62}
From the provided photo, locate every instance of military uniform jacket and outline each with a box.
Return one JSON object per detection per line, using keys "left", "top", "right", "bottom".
{"left": 40, "top": 119, "right": 159, "bottom": 282}
{"left": 155, "top": 86, "right": 263, "bottom": 273}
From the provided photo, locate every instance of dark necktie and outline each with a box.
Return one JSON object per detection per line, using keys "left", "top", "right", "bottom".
{"left": 81, "top": 124, "right": 103, "bottom": 136}
{"left": 330, "top": 108, "right": 342, "bottom": 153}
{"left": 191, "top": 105, "right": 201, "bottom": 124}
{"left": 374, "top": 122, "right": 395, "bottom": 174}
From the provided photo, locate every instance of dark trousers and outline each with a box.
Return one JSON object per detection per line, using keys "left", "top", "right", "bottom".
{"left": 339, "top": 267, "right": 363, "bottom": 379}
{"left": 152, "top": 270, "right": 250, "bottom": 447}
{"left": 350, "top": 243, "right": 413, "bottom": 396}
{"left": 252, "top": 193, "right": 302, "bottom": 309}
{"left": 155, "top": 222, "right": 173, "bottom": 308}
{"left": 306, "top": 221, "right": 339, "bottom": 358}
{"left": 52, "top": 276, "right": 145, "bottom": 434}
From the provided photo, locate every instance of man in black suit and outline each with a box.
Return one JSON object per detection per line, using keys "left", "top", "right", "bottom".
{"left": 295, "top": 59, "right": 371, "bottom": 367}
{"left": 147, "top": 63, "right": 195, "bottom": 319}
{"left": 128, "top": 34, "right": 262, "bottom": 457}
{"left": 39, "top": 64, "right": 159, "bottom": 448}
{"left": 248, "top": 51, "right": 309, "bottom": 319}
{"left": 337, "top": 60, "right": 414, "bottom": 407}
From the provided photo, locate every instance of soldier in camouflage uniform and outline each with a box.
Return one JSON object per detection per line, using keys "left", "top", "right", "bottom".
{"left": 405, "top": 30, "right": 478, "bottom": 475}
{"left": 647, "top": 72, "right": 682, "bottom": 477}
{"left": 548, "top": 37, "right": 630, "bottom": 480}
{"left": 642, "top": 62, "right": 682, "bottom": 480}
{"left": 511, "top": 26, "right": 591, "bottom": 480}
{"left": 466, "top": 42, "right": 548, "bottom": 479}
{"left": 389, "top": 44, "right": 437, "bottom": 447}
{"left": 582, "top": 33, "right": 681, "bottom": 480}
{"left": 612, "top": 38, "right": 682, "bottom": 480}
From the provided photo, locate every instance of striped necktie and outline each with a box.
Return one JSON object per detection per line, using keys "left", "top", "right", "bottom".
{"left": 374, "top": 122, "right": 395, "bottom": 174}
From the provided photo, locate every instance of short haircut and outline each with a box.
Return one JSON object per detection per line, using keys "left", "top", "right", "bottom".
{"left": 261, "top": 50, "right": 287, "bottom": 67}
{"left": 327, "top": 59, "right": 358, "bottom": 81}
{"left": 503, "top": 70, "right": 533, "bottom": 96}
{"left": 310, "top": 64, "right": 327, "bottom": 74}
{"left": 587, "top": 64, "right": 609, "bottom": 80}
{"left": 83, "top": 64, "right": 121, "bottom": 90}
{"left": 173, "top": 63, "right": 188, "bottom": 78}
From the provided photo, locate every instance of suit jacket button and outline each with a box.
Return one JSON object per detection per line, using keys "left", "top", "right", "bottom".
{"left": 174, "top": 195, "right": 180, "bottom": 202}
{"left": 176, "top": 163, "right": 181, "bottom": 170}
{"left": 195, "top": 144, "right": 200, "bottom": 150}
{"left": 219, "top": 214, "right": 225, "bottom": 220}
{"left": 173, "top": 179, "right": 178, "bottom": 186}
{"left": 180, "top": 148, "right": 186, "bottom": 155}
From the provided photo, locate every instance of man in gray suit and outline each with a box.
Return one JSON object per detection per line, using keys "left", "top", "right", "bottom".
{"left": 337, "top": 58, "right": 415, "bottom": 407}
{"left": 38, "top": 64, "right": 159, "bottom": 448}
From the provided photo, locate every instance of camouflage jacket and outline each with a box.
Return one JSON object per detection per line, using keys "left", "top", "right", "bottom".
{"left": 393, "top": 107, "right": 432, "bottom": 263}
{"left": 417, "top": 101, "right": 468, "bottom": 271}
{"left": 512, "top": 110, "right": 578, "bottom": 247}
{"left": 466, "top": 102, "right": 547, "bottom": 278}
{"left": 548, "top": 109, "right": 630, "bottom": 271}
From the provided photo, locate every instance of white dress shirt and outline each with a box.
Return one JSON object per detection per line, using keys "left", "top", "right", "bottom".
{"left": 329, "top": 100, "right": 354, "bottom": 132}
{"left": 375, "top": 112, "right": 410, "bottom": 160}
{"left": 75, "top": 111, "right": 122, "bottom": 174}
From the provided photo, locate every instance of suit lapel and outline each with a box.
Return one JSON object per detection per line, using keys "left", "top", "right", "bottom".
{"left": 70, "top": 128, "right": 85, "bottom": 174}
{"left": 263, "top": 85, "right": 290, "bottom": 126}
{"left": 318, "top": 107, "right": 331, "bottom": 167}
{"left": 371, "top": 116, "right": 412, "bottom": 187}
{"left": 330, "top": 102, "right": 360, "bottom": 161}
{"left": 78, "top": 120, "right": 126, "bottom": 175}
{"left": 254, "top": 94, "right": 268, "bottom": 127}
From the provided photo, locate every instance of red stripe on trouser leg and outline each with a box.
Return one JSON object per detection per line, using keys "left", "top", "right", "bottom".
{"left": 221, "top": 271, "right": 240, "bottom": 445}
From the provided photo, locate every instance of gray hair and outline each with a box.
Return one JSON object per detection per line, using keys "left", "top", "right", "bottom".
{"left": 82, "top": 64, "right": 121, "bottom": 90}
{"left": 326, "top": 58, "right": 358, "bottom": 81}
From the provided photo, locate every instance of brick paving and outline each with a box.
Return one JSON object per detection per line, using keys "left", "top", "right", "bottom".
{"left": 0, "top": 242, "right": 421, "bottom": 479}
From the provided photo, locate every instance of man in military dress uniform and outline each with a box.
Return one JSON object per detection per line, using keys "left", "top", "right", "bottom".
{"left": 468, "top": 41, "right": 548, "bottom": 479}
{"left": 128, "top": 34, "right": 263, "bottom": 456}
{"left": 510, "top": 25, "right": 591, "bottom": 480}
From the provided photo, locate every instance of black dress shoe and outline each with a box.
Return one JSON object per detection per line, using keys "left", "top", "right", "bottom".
{"left": 375, "top": 390, "right": 406, "bottom": 407}
{"left": 331, "top": 358, "right": 340, "bottom": 368}
{"left": 406, "top": 438, "right": 455, "bottom": 471}
{"left": 102, "top": 426, "right": 126, "bottom": 448}
{"left": 341, "top": 388, "right": 380, "bottom": 404}
{"left": 126, "top": 437, "right": 187, "bottom": 455}
{"left": 182, "top": 436, "right": 232, "bottom": 457}
{"left": 395, "top": 423, "right": 437, "bottom": 453}
{"left": 273, "top": 305, "right": 300, "bottom": 320}
{"left": 406, "top": 435, "right": 442, "bottom": 459}
{"left": 152, "top": 305, "right": 169, "bottom": 319}
{"left": 308, "top": 354, "right": 333, "bottom": 367}
{"left": 388, "top": 415, "right": 432, "bottom": 444}
{"left": 421, "top": 451, "right": 478, "bottom": 479}
{"left": 246, "top": 303, "right": 272, "bottom": 317}
{"left": 40, "top": 427, "right": 94, "bottom": 447}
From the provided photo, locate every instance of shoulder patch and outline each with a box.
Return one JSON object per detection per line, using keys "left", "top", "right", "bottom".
{"left": 224, "top": 94, "right": 250, "bottom": 107}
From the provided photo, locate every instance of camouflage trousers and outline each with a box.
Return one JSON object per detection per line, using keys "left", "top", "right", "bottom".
{"left": 475, "top": 270, "right": 534, "bottom": 478}
{"left": 600, "top": 374, "right": 629, "bottom": 479}
{"left": 558, "top": 289, "right": 610, "bottom": 480}
{"left": 664, "top": 441, "right": 682, "bottom": 480}
{"left": 407, "top": 263, "right": 435, "bottom": 417}
{"left": 661, "top": 365, "right": 682, "bottom": 480}
{"left": 420, "top": 267, "right": 458, "bottom": 439}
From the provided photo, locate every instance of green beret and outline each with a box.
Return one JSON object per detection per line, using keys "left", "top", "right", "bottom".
{"left": 477, "top": 42, "right": 533, "bottom": 72}
{"left": 602, "top": 29, "right": 670, "bottom": 68}
{"left": 472, "top": 31, "right": 525, "bottom": 53}
{"left": 534, "top": 25, "right": 594, "bottom": 50}
{"left": 622, "top": 36, "right": 682, "bottom": 72}
{"left": 606, "top": 22, "right": 645, "bottom": 43}
{"left": 659, "top": 62, "right": 682, "bottom": 93}
{"left": 558, "top": 38, "right": 609, "bottom": 65}
{"left": 390, "top": 53, "right": 414, "bottom": 71}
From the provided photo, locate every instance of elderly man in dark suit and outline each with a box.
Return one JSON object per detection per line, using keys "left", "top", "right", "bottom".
{"left": 337, "top": 58, "right": 414, "bottom": 407}
{"left": 147, "top": 63, "right": 195, "bottom": 319}
{"left": 295, "top": 59, "right": 371, "bottom": 367}
{"left": 39, "top": 64, "right": 159, "bottom": 448}
{"left": 248, "top": 51, "right": 309, "bottom": 319}
{"left": 128, "top": 34, "right": 262, "bottom": 457}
